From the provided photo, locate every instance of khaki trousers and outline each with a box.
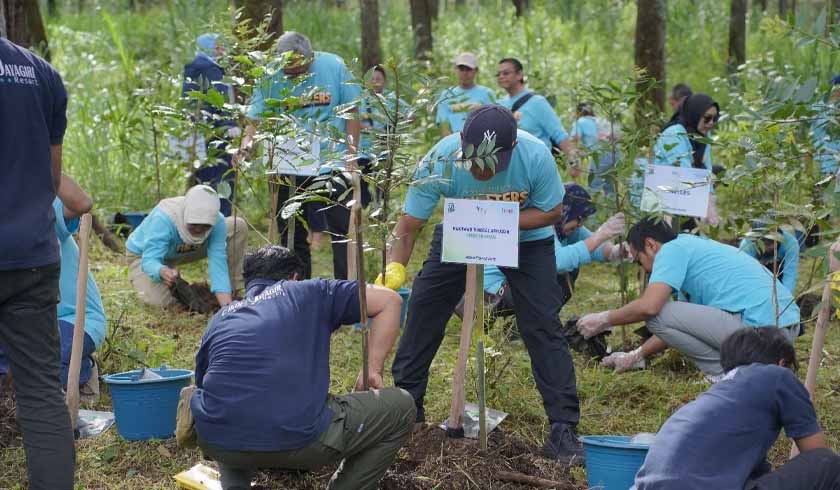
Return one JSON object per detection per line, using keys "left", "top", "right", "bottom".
{"left": 128, "top": 216, "right": 247, "bottom": 307}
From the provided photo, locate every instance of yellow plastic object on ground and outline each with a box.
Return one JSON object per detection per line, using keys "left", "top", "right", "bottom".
{"left": 174, "top": 463, "right": 223, "bottom": 490}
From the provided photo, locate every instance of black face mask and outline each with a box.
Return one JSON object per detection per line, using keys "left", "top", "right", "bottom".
{"left": 677, "top": 94, "right": 720, "bottom": 169}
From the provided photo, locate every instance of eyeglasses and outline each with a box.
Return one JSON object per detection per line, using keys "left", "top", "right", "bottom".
{"left": 496, "top": 70, "right": 515, "bottom": 77}
{"left": 702, "top": 114, "right": 719, "bottom": 124}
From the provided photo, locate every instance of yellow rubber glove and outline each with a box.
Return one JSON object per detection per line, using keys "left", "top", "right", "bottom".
{"left": 374, "top": 262, "right": 406, "bottom": 291}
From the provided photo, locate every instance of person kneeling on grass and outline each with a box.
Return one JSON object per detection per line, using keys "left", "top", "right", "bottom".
{"left": 632, "top": 327, "right": 840, "bottom": 490}
{"left": 190, "top": 245, "right": 415, "bottom": 490}
{"left": 0, "top": 175, "right": 106, "bottom": 397}
{"left": 481, "top": 183, "right": 626, "bottom": 316}
{"left": 126, "top": 185, "right": 247, "bottom": 308}
{"left": 577, "top": 217, "right": 800, "bottom": 381}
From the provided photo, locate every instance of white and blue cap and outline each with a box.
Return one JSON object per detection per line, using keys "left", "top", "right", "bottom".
{"left": 461, "top": 104, "right": 517, "bottom": 173}
{"left": 196, "top": 33, "right": 220, "bottom": 58}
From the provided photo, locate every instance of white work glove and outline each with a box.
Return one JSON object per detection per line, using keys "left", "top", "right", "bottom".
{"left": 607, "top": 242, "right": 632, "bottom": 263}
{"left": 577, "top": 311, "right": 612, "bottom": 339}
{"left": 703, "top": 195, "right": 720, "bottom": 226}
{"left": 595, "top": 213, "right": 625, "bottom": 242}
{"left": 601, "top": 347, "right": 646, "bottom": 373}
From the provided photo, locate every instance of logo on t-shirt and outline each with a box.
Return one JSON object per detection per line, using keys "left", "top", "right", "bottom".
{"left": 483, "top": 191, "right": 530, "bottom": 204}
{"left": 301, "top": 91, "right": 332, "bottom": 108}
{"left": 0, "top": 58, "right": 39, "bottom": 87}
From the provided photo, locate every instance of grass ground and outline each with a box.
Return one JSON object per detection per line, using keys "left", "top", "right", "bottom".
{"left": 1, "top": 223, "right": 839, "bottom": 489}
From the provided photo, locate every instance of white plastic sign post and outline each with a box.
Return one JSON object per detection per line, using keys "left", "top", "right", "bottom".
{"left": 441, "top": 198, "right": 519, "bottom": 268}
{"left": 264, "top": 135, "right": 321, "bottom": 177}
{"left": 641, "top": 165, "right": 712, "bottom": 218}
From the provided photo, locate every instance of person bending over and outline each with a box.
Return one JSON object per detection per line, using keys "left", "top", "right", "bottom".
{"left": 190, "top": 245, "right": 414, "bottom": 490}
{"left": 482, "top": 183, "right": 625, "bottom": 315}
{"left": 633, "top": 327, "right": 840, "bottom": 490}
{"left": 578, "top": 217, "right": 800, "bottom": 381}
{"left": 126, "top": 185, "right": 247, "bottom": 308}
{"left": 380, "top": 105, "right": 585, "bottom": 463}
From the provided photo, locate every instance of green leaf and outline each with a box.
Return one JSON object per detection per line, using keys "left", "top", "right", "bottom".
{"left": 464, "top": 144, "right": 475, "bottom": 159}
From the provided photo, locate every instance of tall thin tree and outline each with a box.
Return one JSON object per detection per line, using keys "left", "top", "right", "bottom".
{"left": 1, "top": 0, "right": 49, "bottom": 59}
{"left": 360, "top": 0, "right": 382, "bottom": 70}
{"left": 409, "top": 0, "right": 433, "bottom": 60}
{"left": 512, "top": 0, "right": 529, "bottom": 17}
{"left": 778, "top": 0, "right": 787, "bottom": 17}
{"left": 233, "top": 0, "right": 283, "bottom": 50}
{"left": 727, "top": 0, "right": 746, "bottom": 76}
{"left": 634, "top": 0, "right": 666, "bottom": 112}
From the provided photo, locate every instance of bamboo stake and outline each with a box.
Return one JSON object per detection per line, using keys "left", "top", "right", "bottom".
{"left": 268, "top": 175, "right": 279, "bottom": 243}
{"left": 475, "top": 264, "right": 487, "bottom": 450}
{"left": 66, "top": 214, "right": 92, "bottom": 429}
{"left": 447, "top": 264, "right": 478, "bottom": 437}
{"left": 790, "top": 275, "right": 833, "bottom": 459}
{"left": 350, "top": 168, "right": 370, "bottom": 390}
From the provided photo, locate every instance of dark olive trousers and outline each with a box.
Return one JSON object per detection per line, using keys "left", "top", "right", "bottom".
{"left": 0, "top": 264, "right": 75, "bottom": 490}
{"left": 199, "top": 388, "right": 416, "bottom": 490}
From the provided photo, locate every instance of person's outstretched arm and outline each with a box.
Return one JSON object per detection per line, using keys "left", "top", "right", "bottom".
{"left": 57, "top": 174, "right": 93, "bottom": 219}
{"left": 355, "top": 285, "right": 402, "bottom": 390}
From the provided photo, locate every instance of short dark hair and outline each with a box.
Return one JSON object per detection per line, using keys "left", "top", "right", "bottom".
{"left": 243, "top": 245, "right": 304, "bottom": 286}
{"left": 372, "top": 64, "right": 386, "bottom": 78}
{"left": 720, "top": 327, "right": 797, "bottom": 373}
{"left": 577, "top": 102, "right": 594, "bottom": 117}
{"left": 671, "top": 83, "right": 693, "bottom": 100}
{"left": 499, "top": 57, "right": 523, "bottom": 72}
{"left": 627, "top": 217, "right": 677, "bottom": 252}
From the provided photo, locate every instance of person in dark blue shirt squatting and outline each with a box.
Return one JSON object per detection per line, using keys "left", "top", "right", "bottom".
{"left": 190, "top": 245, "right": 415, "bottom": 490}
{"left": 379, "top": 105, "right": 587, "bottom": 464}
{"left": 181, "top": 33, "right": 238, "bottom": 216}
{"left": 633, "top": 327, "right": 840, "bottom": 490}
{"left": 0, "top": 38, "right": 75, "bottom": 490}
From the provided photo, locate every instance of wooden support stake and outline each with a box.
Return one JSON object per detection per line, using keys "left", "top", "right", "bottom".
{"left": 475, "top": 264, "right": 487, "bottom": 450}
{"left": 350, "top": 168, "right": 370, "bottom": 390}
{"left": 268, "top": 175, "right": 279, "bottom": 243}
{"left": 448, "top": 264, "right": 478, "bottom": 436}
{"left": 66, "top": 214, "right": 92, "bottom": 429}
{"left": 790, "top": 275, "right": 833, "bottom": 459}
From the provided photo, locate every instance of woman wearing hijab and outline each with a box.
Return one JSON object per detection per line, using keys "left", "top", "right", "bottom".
{"left": 654, "top": 93, "right": 719, "bottom": 170}
{"left": 182, "top": 33, "right": 238, "bottom": 216}
{"left": 653, "top": 93, "right": 721, "bottom": 228}
{"left": 482, "top": 184, "right": 626, "bottom": 313}
{"left": 126, "top": 185, "right": 248, "bottom": 309}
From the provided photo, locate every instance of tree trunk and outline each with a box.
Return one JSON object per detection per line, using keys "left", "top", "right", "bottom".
{"left": 1, "top": 0, "right": 50, "bottom": 59}
{"left": 360, "top": 0, "right": 382, "bottom": 70}
{"left": 233, "top": 0, "right": 283, "bottom": 49}
{"left": 455, "top": 0, "right": 465, "bottom": 6}
{"left": 512, "top": 0, "right": 529, "bottom": 17}
{"left": 428, "top": 0, "right": 439, "bottom": 20}
{"left": 778, "top": 0, "right": 787, "bottom": 17}
{"left": 727, "top": 0, "right": 746, "bottom": 75}
{"left": 757, "top": 0, "right": 767, "bottom": 11}
{"left": 47, "top": 0, "right": 56, "bottom": 16}
{"left": 409, "top": 0, "right": 433, "bottom": 60}
{"left": 634, "top": 0, "right": 666, "bottom": 112}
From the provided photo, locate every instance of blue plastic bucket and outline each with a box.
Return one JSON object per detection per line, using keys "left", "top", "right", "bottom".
{"left": 581, "top": 436, "right": 650, "bottom": 490}
{"left": 103, "top": 367, "right": 193, "bottom": 441}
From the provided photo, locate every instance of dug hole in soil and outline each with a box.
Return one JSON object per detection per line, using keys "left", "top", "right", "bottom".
{"left": 255, "top": 424, "right": 580, "bottom": 490}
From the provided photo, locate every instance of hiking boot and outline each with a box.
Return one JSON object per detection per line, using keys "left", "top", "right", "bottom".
{"left": 542, "top": 423, "right": 585, "bottom": 465}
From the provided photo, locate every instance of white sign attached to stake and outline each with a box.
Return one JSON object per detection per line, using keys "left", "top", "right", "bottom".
{"left": 442, "top": 198, "right": 519, "bottom": 268}
{"left": 641, "top": 165, "right": 712, "bottom": 218}
{"left": 264, "top": 135, "right": 322, "bottom": 176}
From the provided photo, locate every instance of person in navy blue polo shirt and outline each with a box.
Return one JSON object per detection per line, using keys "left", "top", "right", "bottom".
{"left": 190, "top": 245, "right": 415, "bottom": 490}
{"left": 0, "top": 38, "right": 75, "bottom": 490}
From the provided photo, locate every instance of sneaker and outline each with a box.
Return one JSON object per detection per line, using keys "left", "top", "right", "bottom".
{"left": 542, "top": 423, "right": 585, "bottom": 465}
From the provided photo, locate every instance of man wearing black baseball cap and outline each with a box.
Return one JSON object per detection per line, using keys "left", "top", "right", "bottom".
{"left": 375, "top": 104, "right": 586, "bottom": 464}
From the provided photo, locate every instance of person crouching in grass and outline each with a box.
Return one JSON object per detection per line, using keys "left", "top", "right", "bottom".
{"left": 632, "top": 327, "right": 840, "bottom": 490}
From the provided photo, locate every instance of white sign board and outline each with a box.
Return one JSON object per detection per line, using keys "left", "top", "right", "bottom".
{"left": 641, "top": 165, "right": 712, "bottom": 218}
{"left": 442, "top": 198, "right": 519, "bottom": 267}
{"left": 166, "top": 133, "right": 207, "bottom": 163}
{"left": 264, "top": 135, "right": 322, "bottom": 176}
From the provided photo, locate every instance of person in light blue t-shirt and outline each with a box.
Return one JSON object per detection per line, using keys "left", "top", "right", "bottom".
{"left": 739, "top": 226, "right": 800, "bottom": 297}
{"left": 435, "top": 52, "right": 496, "bottom": 135}
{"left": 496, "top": 58, "right": 574, "bottom": 165}
{"left": 126, "top": 185, "right": 248, "bottom": 310}
{"left": 571, "top": 102, "right": 620, "bottom": 195}
{"left": 577, "top": 217, "right": 800, "bottom": 380}
{"left": 483, "top": 184, "right": 625, "bottom": 314}
{"left": 381, "top": 105, "right": 588, "bottom": 464}
{"left": 654, "top": 93, "right": 719, "bottom": 171}
{"left": 240, "top": 31, "right": 362, "bottom": 280}
{"left": 0, "top": 175, "right": 106, "bottom": 390}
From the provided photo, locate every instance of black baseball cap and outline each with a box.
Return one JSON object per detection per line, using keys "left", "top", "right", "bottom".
{"left": 461, "top": 104, "right": 517, "bottom": 173}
